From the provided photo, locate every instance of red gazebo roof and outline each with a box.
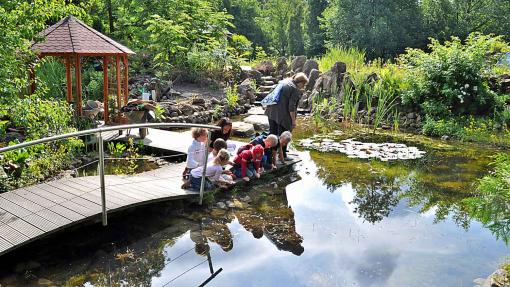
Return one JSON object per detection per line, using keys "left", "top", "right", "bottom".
{"left": 31, "top": 15, "right": 135, "bottom": 56}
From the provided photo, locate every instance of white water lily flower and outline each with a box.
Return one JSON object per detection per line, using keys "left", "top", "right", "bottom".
{"left": 465, "top": 84, "right": 469, "bottom": 89}
{"left": 473, "top": 86, "right": 478, "bottom": 91}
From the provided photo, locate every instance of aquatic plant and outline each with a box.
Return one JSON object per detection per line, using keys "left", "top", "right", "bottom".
{"left": 107, "top": 142, "right": 127, "bottom": 158}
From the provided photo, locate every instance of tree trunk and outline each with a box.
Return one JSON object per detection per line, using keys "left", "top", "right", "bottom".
{"left": 107, "top": 0, "right": 114, "bottom": 34}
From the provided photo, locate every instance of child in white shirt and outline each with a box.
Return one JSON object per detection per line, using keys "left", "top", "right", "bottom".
{"left": 183, "top": 128, "right": 208, "bottom": 179}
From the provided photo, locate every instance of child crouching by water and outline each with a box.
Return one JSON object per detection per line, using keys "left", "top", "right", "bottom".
{"left": 233, "top": 144, "right": 264, "bottom": 182}
{"left": 183, "top": 127, "right": 208, "bottom": 179}
{"left": 183, "top": 149, "right": 234, "bottom": 190}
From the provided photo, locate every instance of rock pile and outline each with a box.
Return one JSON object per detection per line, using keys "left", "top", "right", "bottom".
{"left": 299, "top": 138, "right": 426, "bottom": 161}
{"left": 158, "top": 98, "right": 251, "bottom": 125}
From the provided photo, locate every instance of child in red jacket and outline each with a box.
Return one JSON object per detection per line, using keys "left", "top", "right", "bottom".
{"left": 233, "top": 144, "right": 264, "bottom": 182}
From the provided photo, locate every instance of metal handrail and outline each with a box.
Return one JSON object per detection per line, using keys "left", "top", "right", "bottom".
{"left": 0, "top": 122, "right": 221, "bottom": 226}
{"left": 0, "top": 123, "right": 219, "bottom": 153}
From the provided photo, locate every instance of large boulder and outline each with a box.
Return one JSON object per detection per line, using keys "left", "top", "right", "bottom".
{"left": 303, "top": 59, "right": 319, "bottom": 77}
{"left": 179, "top": 104, "right": 194, "bottom": 116}
{"left": 232, "top": 122, "right": 255, "bottom": 137}
{"left": 500, "top": 74, "right": 510, "bottom": 93}
{"left": 247, "top": 106, "right": 266, "bottom": 115}
{"left": 298, "top": 91, "right": 313, "bottom": 112}
{"left": 237, "top": 78, "right": 257, "bottom": 104}
{"left": 291, "top": 55, "right": 307, "bottom": 73}
{"left": 243, "top": 115, "right": 269, "bottom": 131}
{"left": 255, "top": 61, "right": 275, "bottom": 76}
{"left": 276, "top": 57, "right": 289, "bottom": 77}
{"left": 306, "top": 69, "right": 320, "bottom": 92}
{"left": 313, "top": 61, "right": 347, "bottom": 97}
{"left": 240, "top": 65, "right": 263, "bottom": 84}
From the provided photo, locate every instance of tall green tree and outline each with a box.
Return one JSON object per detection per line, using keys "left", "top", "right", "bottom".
{"left": 288, "top": 3, "right": 305, "bottom": 56}
{"left": 421, "top": 0, "right": 510, "bottom": 41}
{"left": 323, "top": 0, "right": 423, "bottom": 59}
{"left": 258, "top": 0, "right": 306, "bottom": 56}
{"left": 306, "top": 0, "right": 327, "bottom": 56}
{"left": 221, "top": 0, "right": 267, "bottom": 51}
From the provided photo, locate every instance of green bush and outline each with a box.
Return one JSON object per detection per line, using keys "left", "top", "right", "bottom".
{"left": 228, "top": 34, "right": 253, "bottom": 62}
{"left": 422, "top": 117, "right": 464, "bottom": 138}
{"left": 399, "top": 33, "right": 510, "bottom": 119}
{"left": 0, "top": 97, "right": 84, "bottom": 191}
{"left": 186, "top": 47, "right": 228, "bottom": 84}
{"left": 36, "top": 58, "right": 66, "bottom": 100}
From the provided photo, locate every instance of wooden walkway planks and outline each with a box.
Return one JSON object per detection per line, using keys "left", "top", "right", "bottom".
{"left": 0, "top": 161, "right": 202, "bottom": 256}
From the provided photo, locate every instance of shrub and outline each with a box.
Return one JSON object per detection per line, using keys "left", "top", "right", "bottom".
{"left": 228, "top": 34, "right": 253, "bottom": 62}
{"left": 225, "top": 84, "right": 239, "bottom": 107}
{"left": 0, "top": 97, "right": 84, "bottom": 191}
{"left": 422, "top": 117, "right": 464, "bottom": 138}
{"left": 36, "top": 58, "right": 66, "bottom": 100}
{"left": 186, "top": 47, "right": 227, "bottom": 84}
{"left": 398, "top": 33, "right": 510, "bottom": 119}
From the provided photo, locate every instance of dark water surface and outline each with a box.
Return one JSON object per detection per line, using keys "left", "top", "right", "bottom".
{"left": 0, "top": 130, "right": 508, "bottom": 286}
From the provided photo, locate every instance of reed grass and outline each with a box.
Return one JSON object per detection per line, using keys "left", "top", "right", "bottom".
{"left": 318, "top": 46, "right": 366, "bottom": 72}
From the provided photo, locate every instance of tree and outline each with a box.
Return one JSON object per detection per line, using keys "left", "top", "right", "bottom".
{"left": 288, "top": 3, "right": 305, "bottom": 56}
{"left": 323, "top": 0, "right": 423, "bottom": 59}
{"left": 221, "top": 0, "right": 267, "bottom": 52}
{"left": 257, "top": 0, "right": 307, "bottom": 56}
{"left": 306, "top": 0, "right": 327, "bottom": 56}
{"left": 0, "top": 0, "right": 87, "bottom": 102}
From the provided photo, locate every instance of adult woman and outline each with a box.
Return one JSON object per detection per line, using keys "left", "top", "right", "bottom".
{"left": 265, "top": 72, "right": 308, "bottom": 158}
{"left": 208, "top": 117, "right": 232, "bottom": 152}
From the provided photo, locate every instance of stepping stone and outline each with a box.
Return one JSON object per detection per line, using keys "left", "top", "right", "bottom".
{"left": 243, "top": 115, "right": 269, "bottom": 131}
{"left": 232, "top": 122, "right": 255, "bottom": 137}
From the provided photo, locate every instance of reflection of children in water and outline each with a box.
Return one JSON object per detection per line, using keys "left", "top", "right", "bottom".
{"left": 235, "top": 193, "right": 304, "bottom": 256}
{"left": 190, "top": 215, "right": 235, "bottom": 255}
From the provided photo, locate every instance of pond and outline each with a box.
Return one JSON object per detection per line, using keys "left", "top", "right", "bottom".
{"left": 75, "top": 159, "right": 161, "bottom": 177}
{"left": 0, "top": 126, "right": 508, "bottom": 286}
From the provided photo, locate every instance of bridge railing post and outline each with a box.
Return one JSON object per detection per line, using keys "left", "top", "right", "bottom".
{"left": 98, "top": 131, "right": 107, "bottom": 226}
{"left": 199, "top": 130, "right": 211, "bottom": 205}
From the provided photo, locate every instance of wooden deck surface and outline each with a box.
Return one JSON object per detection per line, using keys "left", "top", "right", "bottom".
{"left": 0, "top": 128, "right": 300, "bottom": 257}
{"left": 0, "top": 162, "right": 199, "bottom": 256}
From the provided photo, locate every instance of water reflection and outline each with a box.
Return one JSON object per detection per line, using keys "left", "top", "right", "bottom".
{"left": 235, "top": 191, "right": 304, "bottom": 255}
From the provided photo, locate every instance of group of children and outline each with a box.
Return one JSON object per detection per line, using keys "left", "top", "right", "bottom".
{"left": 181, "top": 117, "right": 293, "bottom": 191}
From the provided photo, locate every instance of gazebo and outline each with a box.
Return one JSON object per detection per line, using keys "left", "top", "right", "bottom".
{"left": 31, "top": 15, "right": 135, "bottom": 123}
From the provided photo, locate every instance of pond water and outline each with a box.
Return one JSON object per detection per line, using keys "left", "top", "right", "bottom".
{"left": 75, "top": 159, "right": 161, "bottom": 177}
{"left": 0, "top": 127, "right": 508, "bottom": 286}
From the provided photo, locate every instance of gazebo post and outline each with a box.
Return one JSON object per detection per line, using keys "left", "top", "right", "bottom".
{"left": 65, "top": 55, "right": 73, "bottom": 103}
{"left": 123, "top": 55, "right": 129, "bottom": 104}
{"left": 75, "top": 55, "right": 83, "bottom": 116}
{"left": 116, "top": 55, "right": 122, "bottom": 111}
{"left": 103, "top": 56, "right": 109, "bottom": 122}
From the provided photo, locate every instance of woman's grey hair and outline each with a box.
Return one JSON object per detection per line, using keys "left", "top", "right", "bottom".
{"left": 280, "top": 131, "right": 292, "bottom": 143}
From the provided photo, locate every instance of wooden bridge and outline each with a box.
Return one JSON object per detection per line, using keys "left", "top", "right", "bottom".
{"left": 0, "top": 126, "right": 299, "bottom": 257}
